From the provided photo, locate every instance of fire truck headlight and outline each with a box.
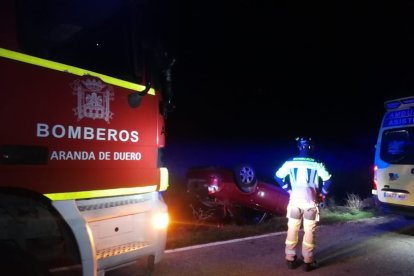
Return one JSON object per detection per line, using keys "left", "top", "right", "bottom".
{"left": 152, "top": 212, "right": 169, "bottom": 229}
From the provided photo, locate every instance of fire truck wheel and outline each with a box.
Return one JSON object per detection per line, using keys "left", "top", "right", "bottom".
{"left": 233, "top": 164, "right": 257, "bottom": 193}
{"left": 0, "top": 189, "right": 82, "bottom": 276}
{"left": 143, "top": 255, "right": 155, "bottom": 276}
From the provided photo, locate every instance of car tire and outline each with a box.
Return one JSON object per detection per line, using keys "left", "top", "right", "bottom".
{"left": 233, "top": 164, "right": 257, "bottom": 193}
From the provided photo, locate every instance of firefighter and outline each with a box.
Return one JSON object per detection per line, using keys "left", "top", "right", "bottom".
{"left": 274, "top": 137, "right": 332, "bottom": 272}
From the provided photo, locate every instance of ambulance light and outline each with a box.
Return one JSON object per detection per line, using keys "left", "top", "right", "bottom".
{"left": 385, "top": 97, "right": 414, "bottom": 110}
{"left": 385, "top": 101, "right": 401, "bottom": 110}
{"left": 401, "top": 97, "right": 414, "bottom": 104}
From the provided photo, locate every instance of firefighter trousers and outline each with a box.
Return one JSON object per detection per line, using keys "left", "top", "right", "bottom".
{"left": 285, "top": 206, "right": 318, "bottom": 264}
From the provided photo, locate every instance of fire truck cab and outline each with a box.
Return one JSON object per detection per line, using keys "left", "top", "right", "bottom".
{"left": 0, "top": 1, "right": 174, "bottom": 275}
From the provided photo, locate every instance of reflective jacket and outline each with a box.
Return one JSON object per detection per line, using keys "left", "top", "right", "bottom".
{"left": 275, "top": 156, "right": 332, "bottom": 208}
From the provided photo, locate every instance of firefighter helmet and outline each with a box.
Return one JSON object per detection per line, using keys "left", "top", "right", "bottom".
{"left": 296, "top": 137, "right": 314, "bottom": 151}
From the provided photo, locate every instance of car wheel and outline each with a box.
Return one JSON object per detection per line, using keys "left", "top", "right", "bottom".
{"left": 233, "top": 164, "right": 257, "bottom": 193}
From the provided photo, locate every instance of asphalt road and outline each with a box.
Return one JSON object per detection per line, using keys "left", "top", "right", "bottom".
{"left": 109, "top": 214, "right": 414, "bottom": 276}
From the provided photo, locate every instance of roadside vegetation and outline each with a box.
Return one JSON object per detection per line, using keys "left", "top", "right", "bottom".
{"left": 165, "top": 193, "right": 382, "bottom": 250}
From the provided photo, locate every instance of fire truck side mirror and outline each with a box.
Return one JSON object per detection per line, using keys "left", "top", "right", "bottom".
{"left": 128, "top": 93, "right": 143, "bottom": 108}
{"left": 128, "top": 82, "right": 151, "bottom": 108}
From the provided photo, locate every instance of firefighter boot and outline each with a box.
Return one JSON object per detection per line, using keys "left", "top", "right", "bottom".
{"left": 303, "top": 261, "right": 318, "bottom": 272}
{"left": 286, "top": 256, "right": 298, "bottom": 269}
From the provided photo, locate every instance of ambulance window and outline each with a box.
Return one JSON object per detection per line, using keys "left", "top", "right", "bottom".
{"left": 380, "top": 129, "right": 414, "bottom": 164}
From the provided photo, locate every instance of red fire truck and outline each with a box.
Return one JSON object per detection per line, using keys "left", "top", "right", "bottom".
{"left": 0, "top": 0, "right": 174, "bottom": 275}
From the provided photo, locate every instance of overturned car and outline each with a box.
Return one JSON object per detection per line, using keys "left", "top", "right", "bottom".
{"left": 186, "top": 165, "right": 289, "bottom": 224}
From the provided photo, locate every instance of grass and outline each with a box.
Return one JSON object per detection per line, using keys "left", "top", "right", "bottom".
{"left": 318, "top": 207, "right": 378, "bottom": 223}
{"left": 166, "top": 204, "right": 380, "bottom": 250}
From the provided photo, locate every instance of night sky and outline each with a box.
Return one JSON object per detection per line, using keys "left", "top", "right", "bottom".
{"left": 161, "top": 1, "right": 414, "bottom": 202}
{"left": 167, "top": 1, "right": 414, "bottom": 139}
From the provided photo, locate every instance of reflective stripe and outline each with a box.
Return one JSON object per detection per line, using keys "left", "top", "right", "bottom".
{"left": 285, "top": 249, "right": 296, "bottom": 255}
{"left": 303, "top": 241, "right": 315, "bottom": 248}
{"left": 293, "top": 157, "right": 315, "bottom": 162}
{"left": 290, "top": 168, "right": 297, "bottom": 183}
{"left": 160, "top": 167, "right": 169, "bottom": 191}
{"left": 303, "top": 251, "right": 313, "bottom": 257}
{"left": 44, "top": 185, "right": 158, "bottom": 201}
{"left": 285, "top": 239, "right": 298, "bottom": 245}
{"left": 0, "top": 48, "right": 155, "bottom": 95}
{"left": 308, "top": 168, "right": 317, "bottom": 184}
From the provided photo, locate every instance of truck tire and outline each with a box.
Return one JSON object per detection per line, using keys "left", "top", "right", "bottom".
{"left": 0, "top": 189, "right": 82, "bottom": 276}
